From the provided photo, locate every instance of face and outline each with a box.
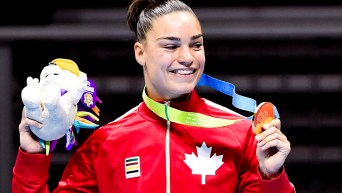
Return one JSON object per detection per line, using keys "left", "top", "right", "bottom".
{"left": 134, "top": 11, "right": 205, "bottom": 101}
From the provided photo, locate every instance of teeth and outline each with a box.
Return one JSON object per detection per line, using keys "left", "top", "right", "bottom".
{"left": 174, "top": 69, "right": 194, "bottom": 75}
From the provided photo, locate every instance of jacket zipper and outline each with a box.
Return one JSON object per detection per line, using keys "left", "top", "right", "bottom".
{"left": 165, "top": 101, "right": 171, "bottom": 193}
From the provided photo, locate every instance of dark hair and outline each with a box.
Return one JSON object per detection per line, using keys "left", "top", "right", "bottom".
{"left": 127, "top": 0, "right": 195, "bottom": 41}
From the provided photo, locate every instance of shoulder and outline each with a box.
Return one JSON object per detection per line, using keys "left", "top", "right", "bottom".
{"left": 202, "top": 97, "right": 254, "bottom": 142}
{"left": 202, "top": 97, "right": 246, "bottom": 119}
{"left": 76, "top": 103, "right": 142, "bottom": 155}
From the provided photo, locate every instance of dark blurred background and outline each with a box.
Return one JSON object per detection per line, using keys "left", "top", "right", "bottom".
{"left": 1, "top": 1, "right": 342, "bottom": 192}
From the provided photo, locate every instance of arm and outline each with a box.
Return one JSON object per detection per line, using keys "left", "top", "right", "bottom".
{"left": 12, "top": 109, "right": 98, "bottom": 192}
{"left": 12, "top": 147, "right": 98, "bottom": 193}
{"left": 256, "top": 119, "right": 296, "bottom": 193}
{"left": 12, "top": 109, "right": 51, "bottom": 193}
{"left": 12, "top": 148, "right": 52, "bottom": 193}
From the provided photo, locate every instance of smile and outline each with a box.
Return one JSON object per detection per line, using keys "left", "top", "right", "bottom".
{"left": 171, "top": 69, "right": 195, "bottom": 75}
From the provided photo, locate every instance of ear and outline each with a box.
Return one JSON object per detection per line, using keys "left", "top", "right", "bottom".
{"left": 134, "top": 42, "right": 145, "bottom": 66}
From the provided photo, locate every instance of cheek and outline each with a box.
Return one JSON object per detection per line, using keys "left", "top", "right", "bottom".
{"left": 152, "top": 54, "right": 174, "bottom": 69}
{"left": 147, "top": 49, "right": 166, "bottom": 62}
{"left": 195, "top": 51, "right": 206, "bottom": 65}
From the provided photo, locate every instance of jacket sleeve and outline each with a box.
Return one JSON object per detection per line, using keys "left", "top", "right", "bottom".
{"left": 52, "top": 143, "right": 98, "bottom": 192}
{"left": 12, "top": 146, "right": 98, "bottom": 193}
{"left": 234, "top": 120, "right": 296, "bottom": 193}
{"left": 12, "top": 147, "right": 52, "bottom": 193}
{"left": 259, "top": 166, "right": 296, "bottom": 193}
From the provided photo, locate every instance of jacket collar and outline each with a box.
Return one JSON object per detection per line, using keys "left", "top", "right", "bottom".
{"left": 140, "top": 90, "right": 205, "bottom": 122}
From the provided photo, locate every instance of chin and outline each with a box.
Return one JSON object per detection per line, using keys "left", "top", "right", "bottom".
{"left": 175, "top": 84, "right": 194, "bottom": 95}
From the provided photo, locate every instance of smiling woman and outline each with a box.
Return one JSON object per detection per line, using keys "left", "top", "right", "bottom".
{"left": 12, "top": 0, "right": 295, "bottom": 192}
{"left": 132, "top": 10, "right": 205, "bottom": 101}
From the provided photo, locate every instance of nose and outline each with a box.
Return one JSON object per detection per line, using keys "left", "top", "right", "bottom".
{"left": 178, "top": 46, "right": 193, "bottom": 66}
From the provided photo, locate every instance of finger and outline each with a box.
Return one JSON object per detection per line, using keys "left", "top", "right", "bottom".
{"left": 19, "top": 117, "right": 42, "bottom": 133}
{"left": 263, "top": 118, "right": 281, "bottom": 130}
{"left": 259, "top": 138, "right": 283, "bottom": 151}
{"left": 258, "top": 135, "right": 290, "bottom": 152}
{"left": 25, "top": 118, "right": 43, "bottom": 128}
{"left": 21, "top": 108, "right": 26, "bottom": 120}
{"left": 256, "top": 127, "right": 287, "bottom": 144}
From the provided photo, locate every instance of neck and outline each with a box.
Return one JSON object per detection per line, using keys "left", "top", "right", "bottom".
{"left": 169, "top": 92, "right": 192, "bottom": 102}
{"left": 144, "top": 87, "right": 192, "bottom": 102}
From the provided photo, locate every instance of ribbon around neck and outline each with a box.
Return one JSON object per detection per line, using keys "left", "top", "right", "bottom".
{"left": 142, "top": 73, "right": 279, "bottom": 128}
{"left": 142, "top": 88, "right": 243, "bottom": 127}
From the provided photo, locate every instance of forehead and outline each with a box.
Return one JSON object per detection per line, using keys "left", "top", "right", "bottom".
{"left": 148, "top": 11, "right": 202, "bottom": 38}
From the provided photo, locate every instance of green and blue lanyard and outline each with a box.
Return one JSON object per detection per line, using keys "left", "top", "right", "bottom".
{"left": 143, "top": 73, "right": 279, "bottom": 127}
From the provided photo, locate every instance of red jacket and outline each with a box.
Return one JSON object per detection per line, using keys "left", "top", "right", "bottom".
{"left": 12, "top": 90, "right": 295, "bottom": 193}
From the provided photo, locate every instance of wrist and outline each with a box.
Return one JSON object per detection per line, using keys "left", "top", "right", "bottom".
{"left": 259, "top": 167, "right": 282, "bottom": 180}
{"left": 19, "top": 146, "right": 45, "bottom": 154}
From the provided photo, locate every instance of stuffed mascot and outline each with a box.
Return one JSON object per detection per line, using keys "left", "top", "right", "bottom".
{"left": 21, "top": 58, "right": 101, "bottom": 155}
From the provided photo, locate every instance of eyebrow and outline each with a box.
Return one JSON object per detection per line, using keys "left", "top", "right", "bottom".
{"left": 157, "top": 34, "right": 203, "bottom": 41}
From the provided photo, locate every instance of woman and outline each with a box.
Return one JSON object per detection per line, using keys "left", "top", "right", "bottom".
{"left": 12, "top": 0, "right": 295, "bottom": 192}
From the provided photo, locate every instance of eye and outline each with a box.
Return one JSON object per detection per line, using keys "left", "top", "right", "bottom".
{"left": 192, "top": 42, "right": 203, "bottom": 50}
{"left": 164, "top": 44, "right": 178, "bottom": 50}
{"left": 45, "top": 73, "right": 59, "bottom": 78}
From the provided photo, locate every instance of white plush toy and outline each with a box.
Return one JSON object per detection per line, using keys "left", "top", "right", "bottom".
{"left": 21, "top": 58, "right": 101, "bottom": 155}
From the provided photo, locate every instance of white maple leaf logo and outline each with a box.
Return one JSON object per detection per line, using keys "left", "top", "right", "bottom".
{"left": 184, "top": 142, "right": 224, "bottom": 184}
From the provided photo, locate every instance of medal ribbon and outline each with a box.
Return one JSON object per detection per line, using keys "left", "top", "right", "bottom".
{"left": 142, "top": 87, "right": 242, "bottom": 127}
{"left": 142, "top": 73, "right": 279, "bottom": 128}
{"left": 197, "top": 73, "right": 279, "bottom": 119}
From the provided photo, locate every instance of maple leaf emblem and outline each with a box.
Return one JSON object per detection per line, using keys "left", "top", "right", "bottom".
{"left": 184, "top": 142, "right": 224, "bottom": 184}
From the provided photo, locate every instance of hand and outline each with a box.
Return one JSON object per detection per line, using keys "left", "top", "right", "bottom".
{"left": 18, "top": 108, "right": 44, "bottom": 153}
{"left": 255, "top": 118, "right": 291, "bottom": 179}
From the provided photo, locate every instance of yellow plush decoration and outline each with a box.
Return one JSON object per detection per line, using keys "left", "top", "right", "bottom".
{"left": 51, "top": 58, "right": 80, "bottom": 77}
